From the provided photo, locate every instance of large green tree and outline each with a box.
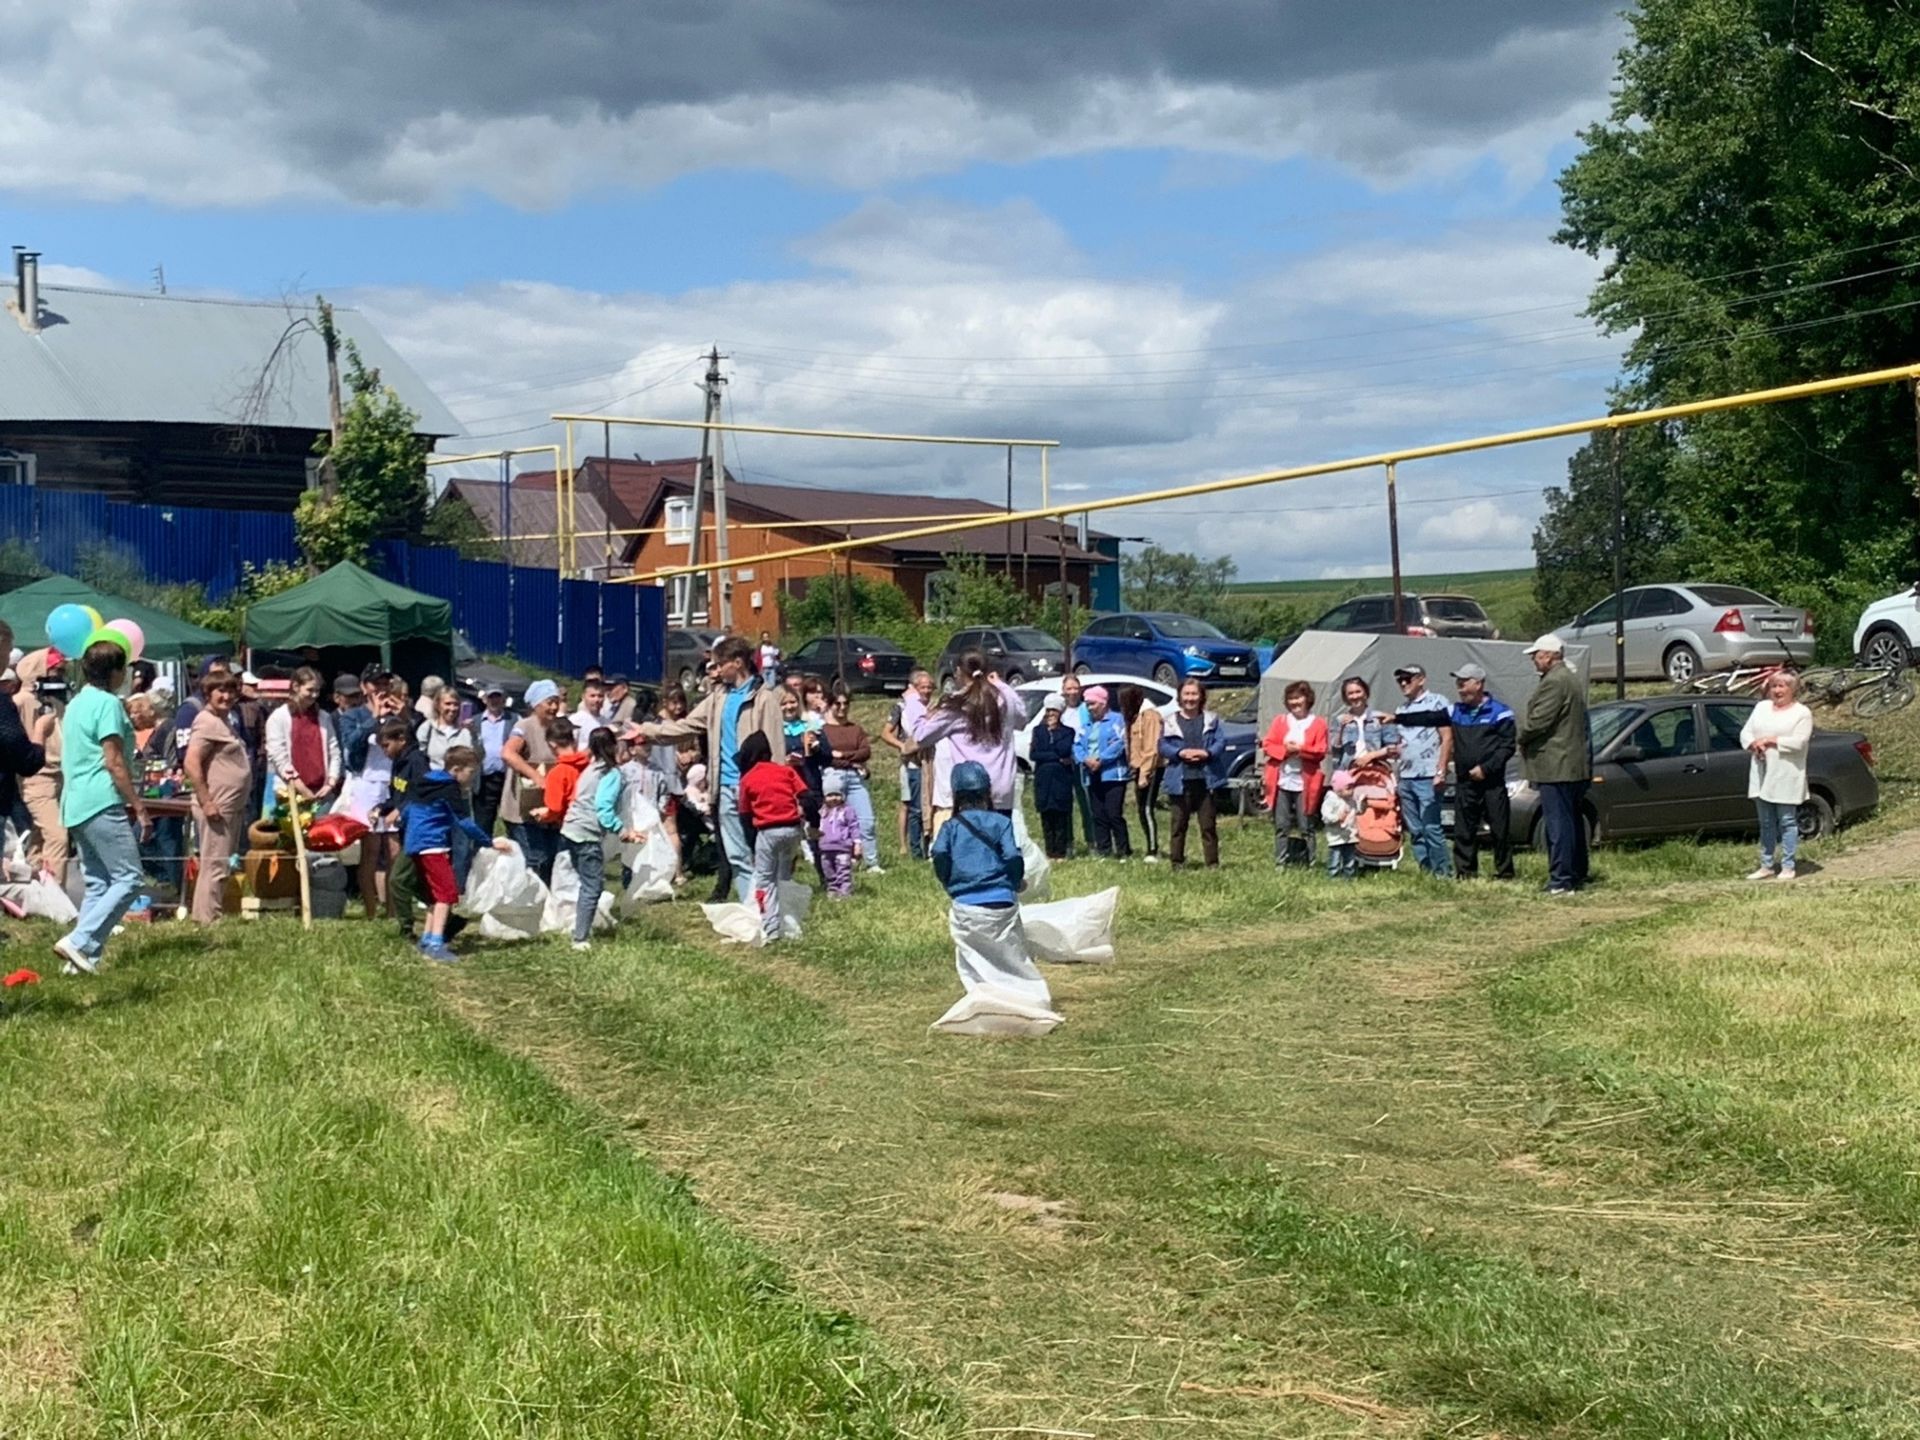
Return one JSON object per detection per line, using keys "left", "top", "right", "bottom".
{"left": 1543, "top": 0, "right": 1920, "bottom": 638}
{"left": 298, "top": 333, "right": 430, "bottom": 570}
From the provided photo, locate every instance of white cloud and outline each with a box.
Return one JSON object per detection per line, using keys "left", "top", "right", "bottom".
{"left": 1416, "top": 499, "right": 1534, "bottom": 548}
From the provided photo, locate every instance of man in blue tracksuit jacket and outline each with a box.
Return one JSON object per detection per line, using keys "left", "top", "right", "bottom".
{"left": 1394, "top": 662, "right": 1516, "bottom": 880}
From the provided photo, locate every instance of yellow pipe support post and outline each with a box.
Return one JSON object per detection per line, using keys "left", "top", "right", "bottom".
{"left": 626, "top": 359, "right": 1920, "bottom": 584}
{"left": 562, "top": 421, "right": 576, "bottom": 577}
{"left": 550, "top": 413, "right": 1061, "bottom": 449}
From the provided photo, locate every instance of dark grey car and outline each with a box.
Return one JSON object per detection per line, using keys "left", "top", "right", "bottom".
{"left": 665, "top": 627, "right": 728, "bottom": 692}
{"left": 1445, "top": 695, "right": 1878, "bottom": 847}
{"left": 936, "top": 626, "right": 1067, "bottom": 689}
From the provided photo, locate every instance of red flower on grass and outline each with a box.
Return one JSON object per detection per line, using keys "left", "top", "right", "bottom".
{"left": 3, "top": 968, "right": 41, "bottom": 988}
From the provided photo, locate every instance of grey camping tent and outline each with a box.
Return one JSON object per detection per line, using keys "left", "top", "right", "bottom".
{"left": 1256, "top": 632, "right": 1591, "bottom": 734}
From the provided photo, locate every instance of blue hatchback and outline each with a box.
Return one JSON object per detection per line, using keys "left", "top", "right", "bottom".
{"left": 1069, "top": 611, "right": 1260, "bottom": 687}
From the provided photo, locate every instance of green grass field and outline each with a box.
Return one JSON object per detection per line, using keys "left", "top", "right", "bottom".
{"left": 9, "top": 690, "right": 1920, "bottom": 1437}
{"left": 1230, "top": 566, "right": 1544, "bottom": 639}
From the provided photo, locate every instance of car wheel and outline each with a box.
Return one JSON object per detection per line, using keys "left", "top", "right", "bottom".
{"left": 1862, "top": 625, "right": 1911, "bottom": 670}
{"left": 1005, "top": 670, "right": 1025, "bottom": 686}
{"left": 1663, "top": 644, "right": 1701, "bottom": 686}
{"left": 1527, "top": 810, "right": 1599, "bottom": 851}
{"left": 1797, "top": 791, "right": 1837, "bottom": 842}
{"left": 938, "top": 672, "right": 953, "bottom": 691}
{"left": 1151, "top": 661, "right": 1180, "bottom": 687}
{"left": 1073, "top": 662, "right": 1093, "bottom": 678}
{"left": 678, "top": 667, "right": 697, "bottom": 691}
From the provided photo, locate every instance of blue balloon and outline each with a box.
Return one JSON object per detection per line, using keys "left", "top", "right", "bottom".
{"left": 45, "top": 603, "right": 93, "bottom": 655}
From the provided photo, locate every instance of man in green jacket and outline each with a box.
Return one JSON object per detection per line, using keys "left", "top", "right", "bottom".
{"left": 1517, "top": 634, "right": 1591, "bottom": 896}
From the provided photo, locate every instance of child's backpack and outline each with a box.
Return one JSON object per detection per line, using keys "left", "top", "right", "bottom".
{"left": 1349, "top": 765, "right": 1402, "bottom": 863}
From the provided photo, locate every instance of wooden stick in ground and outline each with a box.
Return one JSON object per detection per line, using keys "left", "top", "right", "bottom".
{"left": 286, "top": 787, "right": 313, "bottom": 931}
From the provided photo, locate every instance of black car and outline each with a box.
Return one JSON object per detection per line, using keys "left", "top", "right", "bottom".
{"left": 935, "top": 626, "right": 1067, "bottom": 689}
{"left": 1275, "top": 593, "right": 1499, "bottom": 654}
{"left": 785, "top": 633, "right": 917, "bottom": 694}
{"left": 665, "top": 626, "right": 728, "bottom": 692}
{"left": 451, "top": 629, "right": 531, "bottom": 707}
{"left": 1439, "top": 695, "right": 1878, "bottom": 847}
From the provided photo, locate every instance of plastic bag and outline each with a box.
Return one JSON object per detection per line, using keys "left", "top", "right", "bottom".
{"left": 540, "top": 848, "right": 617, "bottom": 934}
{"left": 1022, "top": 885, "right": 1119, "bottom": 965}
{"left": 1010, "top": 807, "right": 1050, "bottom": 900}
{"left": 0, "top": 877, "right": 78, "bottom": 925}
{"left": 3, "top": 825, "right": 32, "bottom": 884}
{"left": 619, "top": 793, "right": 678, "bottom": 912}
{"left": 932, "top": 901, "right": 1062, "bottom": 1037}
{"left": 702, "top": 881, "right": 812, "bottom": 946}
{"left": 457, "top": 844, "right": 549, "bottom": 942}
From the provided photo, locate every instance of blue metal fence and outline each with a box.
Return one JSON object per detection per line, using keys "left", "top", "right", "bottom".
{"left": 0, "top": 488, "right": 664, "bottom": 676}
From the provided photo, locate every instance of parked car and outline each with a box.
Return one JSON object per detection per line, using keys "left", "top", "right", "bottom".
{"left": 1274, "top": 592, "right": 1498, "bottom": 654}
{"left": 1440, "top": 694, "right": 1875, "bottom": 848}
{"left": 1069, "top": 612, "right": 1259, "bottom": 687}
{"left": 785, "top": 633, "right": 917, "bottom": 694}
{"left": 1011, "top": 673, "right": 1176, "bottom": 770}
{"left": 450, "top": 629, "right": 531, "bottom": 707}
{"left": 1851, "top": 581, "right": 1920, "bottom": 668}
{"left": 1553, "top": 584, "right": 1814, "bottom": 684}
{"left": 935, "top": 627, "right": 1067, "bottom": 689}
{"left": 665, "top": 626, "right": 728, "bottom": 692}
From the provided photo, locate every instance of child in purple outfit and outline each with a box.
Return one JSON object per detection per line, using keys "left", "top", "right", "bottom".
{"left": 818, "top": 769, "right": 863, "bottom": 897}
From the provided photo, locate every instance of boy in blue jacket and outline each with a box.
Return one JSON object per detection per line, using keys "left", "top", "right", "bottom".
{"left": 395, "top": 740, "right": 513, "bottom": 962}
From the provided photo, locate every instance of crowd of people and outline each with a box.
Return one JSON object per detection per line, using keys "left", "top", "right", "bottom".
{"left": 0, "top": 619, "right": 1821, "bottom": 973}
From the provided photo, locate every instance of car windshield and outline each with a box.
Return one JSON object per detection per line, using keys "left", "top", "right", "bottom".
{"left": 1004, "top": 628, "right": 1062, "bottom": 651}
{"left": 1689, "top": 585, "right": 1773, "bottom": 607}
{"left": 1587, "top": 706, "right": 1639, "bottom": 753}
{"left": 1150, "top": 615, "right": 1227, "bottom": 640}
{"left": 847, "top": 635, "right": 895, "bottom": 651}
{"left": 1423, "top": 597, "right": 1489, "bottom": 621}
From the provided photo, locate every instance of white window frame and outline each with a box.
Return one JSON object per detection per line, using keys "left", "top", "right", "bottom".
{"left": 0, "top": 449, "right": 37, "bottom": 487}
{"left": 664, "top": 497, "right": 695, "bottom": 546}
{"left": 670, "top": 573, "right": 709, "bottom": 625}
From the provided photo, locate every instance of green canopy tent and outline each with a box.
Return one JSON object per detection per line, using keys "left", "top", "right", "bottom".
{"left": 0, "top": 575, "right": 233, "bottom": 662}
{"left": 243, "top": 561, "right": 453, "bottom": 680}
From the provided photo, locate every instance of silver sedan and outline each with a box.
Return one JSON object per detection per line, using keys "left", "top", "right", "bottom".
{"left": 1554, "top": 583, "right": 1815, "bottom": 684}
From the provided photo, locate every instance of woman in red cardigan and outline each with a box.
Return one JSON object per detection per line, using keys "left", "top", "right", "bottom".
{"left": 1263, "top": 680, "right": 1328, "bottom": 868}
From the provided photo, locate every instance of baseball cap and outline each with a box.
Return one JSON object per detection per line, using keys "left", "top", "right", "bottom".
{"left": 240, "top": 670, "right": 260, "bottom": 686}
{"left": 1042, "top": 692, "right": 1066, "bottom": 713}
{"left": 522, "top": 678, "right": 561, "bottom": 707}
{"left": 481, "top": 680, "right": 507, "bottom": 696}
{"left": 605, "top": 673, "right": 628, "bottom": 688}
{"left": 1451, "top": 662, "right": 1488, "bottom": 682}
{"left": 1524, "top": 633, "right": 1566, "bottom": 656}
{"left": 333, "top": 672, "right": 363, "bottom": 696}
{"left": 1393, "top": 664, "right": 1425, "bottom": 679}
{"left": 199, "top": 656, "right": 227, "bottom": 677}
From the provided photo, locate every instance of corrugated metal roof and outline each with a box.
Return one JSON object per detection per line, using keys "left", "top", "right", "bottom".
{"left": 443, "top": 480, "right": 611, "bottom": 570}
{"left": 0, "top": 284, "right": 461, "bottom": 436}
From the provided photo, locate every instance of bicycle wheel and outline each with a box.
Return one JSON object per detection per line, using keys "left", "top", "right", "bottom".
{"left": 1690, "top": 672, "right": 1733, "bottom": 695}
{"left": 1796, "top": 667, "right": 1845, "bottom": 704}
{"left": 1853, "top": 673, "right": 1916, "bottom": 718}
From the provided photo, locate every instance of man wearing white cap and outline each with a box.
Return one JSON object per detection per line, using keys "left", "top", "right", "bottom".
{"left": 1518, "top": 633, "right": 1592, "bottom": 896}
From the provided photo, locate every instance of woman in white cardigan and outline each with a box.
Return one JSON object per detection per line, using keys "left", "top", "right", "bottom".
{"left": 1738, "top": 671, "right": 1813, "bottom": 882}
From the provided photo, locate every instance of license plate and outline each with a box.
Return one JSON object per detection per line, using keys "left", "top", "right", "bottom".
{"left": 1217, "top": 664, "right": 1248, "bottom": 677}
{"left": 883, "top": 681, "right": 906, "bottom": 692}
{"left": 1759, "top": 619, "right": 1795, "bottom": 633}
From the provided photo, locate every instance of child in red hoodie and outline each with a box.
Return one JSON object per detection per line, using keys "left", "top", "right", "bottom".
{"left": 736, "top": 732, "right": 808, "bottom": 941}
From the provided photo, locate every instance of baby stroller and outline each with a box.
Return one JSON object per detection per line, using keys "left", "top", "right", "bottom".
{"left": 1347, "top": 763, "right": 1403, "bottom": 870}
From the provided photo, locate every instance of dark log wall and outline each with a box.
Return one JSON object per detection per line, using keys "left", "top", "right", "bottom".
{"left": 0, "top": 422, "right": 317, "bottom": 511}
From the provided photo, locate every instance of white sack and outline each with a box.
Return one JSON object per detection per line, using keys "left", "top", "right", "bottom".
{"left": 1022, "top": 886, "right": 1119, "bottom": 965}
{"left": 456, "top": 844, "right": 549, "bottom": 942}
{"left": 3, "top": 825, "right": 33, "bottom": 884}
{"left": 0, "top": 877, "right": 78, "bottom": 925}
{"left": 702, "top": 880, "right": 811, "bottom": 946}
{"left": 619, "top": 793, "right": 678, "bottom": 912}
{"left": 1010, "top": 807, "right": 1050, "bottom": 901}
{"left": 932, "top": 901, "right": 1062, "bottom": 1037}
{"left": 541, "top": 848, "right": 617, "bottom": 934}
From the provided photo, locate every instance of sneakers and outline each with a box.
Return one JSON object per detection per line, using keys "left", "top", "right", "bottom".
{"left": 865, "top": 864, "right": 887, "bottom": 876}
{"left": 418, "top": 938, "right": 458, "bottom": 964}
{"left": 1746, "top": 866, "right": 1776, "bottom": 881}
{"left": 570, "top": 940, "right": 591, "bottom": 952}
{"left": 53, "top": 938, "right": 96, "bottom": 975}
{"left": 1774, "top": 867, "right": 1797, "bottom": 883}
{"left": 1143, "top": 854, "right": 1161, "bottom": 865}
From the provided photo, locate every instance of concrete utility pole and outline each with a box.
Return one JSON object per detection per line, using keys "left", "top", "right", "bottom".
{"left": 709, "top": 347, "right": 732, "bottom": 631}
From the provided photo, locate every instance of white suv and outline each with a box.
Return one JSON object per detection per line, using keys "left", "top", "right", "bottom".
{"left": 1852, "top": 583, "right": 1920, "bottom": 667}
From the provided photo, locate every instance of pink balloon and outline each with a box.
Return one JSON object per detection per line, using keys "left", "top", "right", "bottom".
{"left": 105, "top": 618, "right": 145, "bottom": 662}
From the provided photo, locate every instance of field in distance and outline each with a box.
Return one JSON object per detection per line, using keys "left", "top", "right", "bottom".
{"left": 1229, "top": 567, "right": 1539, "bottom": 638}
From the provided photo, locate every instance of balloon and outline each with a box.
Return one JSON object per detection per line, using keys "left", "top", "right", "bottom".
{"left": 81, "top": 606, "right": 103, "bottom": 631}
{"left": 45, "top": 604, "right": 93, "bottom": 655}
{"left": 86, "top": 626, "right": 132, "bottom": 659}
{"left": 105, "top": 618, "right": 145, "bottom": 662}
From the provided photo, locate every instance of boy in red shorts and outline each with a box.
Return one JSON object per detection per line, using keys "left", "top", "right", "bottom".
{"left": 393, "top": 739, "right": 513, "bottom": 962}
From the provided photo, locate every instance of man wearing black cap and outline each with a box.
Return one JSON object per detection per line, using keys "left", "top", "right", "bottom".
{"left": 1395, "top": 661, "right": 1516, "bottom": 881}
{"left": 1390, "top": 664, "right": 1452, "bottom": 877}
{"left": 472, "top": 683, "right": 515, "bottom": 835}
{"left": 332, "top": 673, "right": 375, "bottom": 777}
{"left": 605, "top": 673, "right": 636, "bottom": 728}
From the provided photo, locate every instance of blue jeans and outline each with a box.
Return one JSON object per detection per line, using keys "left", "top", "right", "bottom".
{"left": 567, "top": 835, "right": 605, "bottom": 943}
{"left": 509, "top": 821, "right": 557, "bottom": 884}
{"left": 64, "top": 807, "right": 145, "bottom": 962}
{"left": 1327, "top": 842, "right": 1357, "bottom": 879}
{"left": 1397, "top": 775, "right": 1451, "bottom": 876}
{"left": 1757, "top": 799, "right": 1800, "bottom": 871}
{"left": 718, "top": 783, "right": 753, "bottom": 903}
{"left": 902, "top": 764, "right": 925, "bottom": 860}
{"left": 842, "top": 771, "right": 881, "bottom": 868}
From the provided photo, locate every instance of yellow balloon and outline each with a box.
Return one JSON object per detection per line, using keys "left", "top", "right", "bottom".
{"left": 81, "top": 606, "right": 103, "bottom": 630}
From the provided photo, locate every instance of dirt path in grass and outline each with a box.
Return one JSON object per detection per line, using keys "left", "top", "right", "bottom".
{"left": 1804, "top": 821, "right": 1920, "bottom": 883}
{"left": 438, "top": 873, "right": 1920, "bottom": 1438}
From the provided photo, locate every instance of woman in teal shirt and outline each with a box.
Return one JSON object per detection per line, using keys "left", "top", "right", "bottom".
{"left": 54, "top": 640, "right": 151, "bottom": 975}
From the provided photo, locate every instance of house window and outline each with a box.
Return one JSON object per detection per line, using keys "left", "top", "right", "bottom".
{"left": 670, "top": 573, "right": 708, "bottom": 624}
{"left": 1043, "top": 580, "right": 1081, "bottom": 606}
{"left": 664, "top": 497, "right": 695, "bottom": 546}
{"left": 0, "top": 450, "right": 36, "bottom": 487}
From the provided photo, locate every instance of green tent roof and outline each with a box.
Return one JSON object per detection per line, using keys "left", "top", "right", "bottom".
{"left": 0, "top": 575, "right": 233, "bottom": 662}
{"left": 244, "top": 562, "right": 452, "bottom": 656}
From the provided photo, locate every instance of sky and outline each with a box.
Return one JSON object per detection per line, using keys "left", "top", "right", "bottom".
{"left": 3, "top": 0, "right": 1633, "bottom": 581}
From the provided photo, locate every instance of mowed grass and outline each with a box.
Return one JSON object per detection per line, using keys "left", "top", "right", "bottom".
{"left": 11, "top": 690, "right": 1920, "bottom": 1436}
{"left": 0, "top": 924, "right": 951, "bottom": 1438}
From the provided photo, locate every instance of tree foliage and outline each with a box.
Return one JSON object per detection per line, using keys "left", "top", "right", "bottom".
{"left": 924, "top": 552, "right": 1032, "bottom": 625}
{"left": 1543, "top": 0, "right": 1920, "bottom": 650}
{"left": 421, "top": 493, "right": 504, "bottom": 562}
{"left": 1121, "top": 544, "right": 1237, "bottom": 617}
{"left": 299, "top": 335, "right": 429, "bottom": 571}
